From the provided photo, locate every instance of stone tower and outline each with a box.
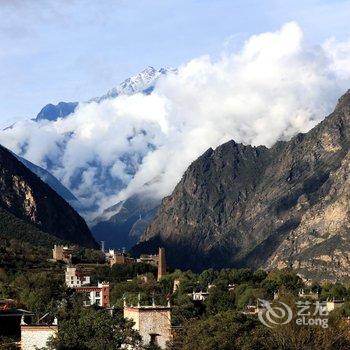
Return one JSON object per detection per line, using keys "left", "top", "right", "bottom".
{"left": 157, "top": 247, "right": 166, "bottom": 281}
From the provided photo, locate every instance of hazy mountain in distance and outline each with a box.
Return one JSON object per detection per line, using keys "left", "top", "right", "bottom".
{"left": 35, "top": 102, "right": 78, "bottom": 122}
{"left": 15, "top": 154, "right": 80, "bottom": 209}
{"left": 91, "top": 193, "right": 160, "bottom": 249}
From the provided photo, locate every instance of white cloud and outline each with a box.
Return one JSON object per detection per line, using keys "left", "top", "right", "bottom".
{"left": 1, "top": 22, "right": 350, "bottom": 219}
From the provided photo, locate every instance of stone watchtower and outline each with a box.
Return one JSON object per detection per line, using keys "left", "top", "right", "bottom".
{"left": 157, "top": 247, "right": 166, "bottom": 281}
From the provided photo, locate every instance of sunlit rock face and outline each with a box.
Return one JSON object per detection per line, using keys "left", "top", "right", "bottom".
{"left": 0, "top": 144, "right": 97, "bottom": 247}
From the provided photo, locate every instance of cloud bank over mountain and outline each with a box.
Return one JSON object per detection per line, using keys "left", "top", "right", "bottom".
{"left": 1, "top": 22, "right": 350, "bottom": 218}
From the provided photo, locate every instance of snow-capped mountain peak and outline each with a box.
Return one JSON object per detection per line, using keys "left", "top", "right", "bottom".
{"left": 91, "top": 66, "right": 176, "bottom": 103}
{"left": 30, "top": 66, "right": 177, "bottom": 123}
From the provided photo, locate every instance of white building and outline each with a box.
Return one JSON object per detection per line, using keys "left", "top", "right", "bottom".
{"left": 173, "top": 279, "right": 180, "bottom": 293}
{"left": 325, "top": 299, "right": 344, "bottom": 313}
{"left": 228, "top": 284, "right": 236, "bottom": 291}
{"left": 188, "top": 291, "right": 209, "bottom": 301}
{"left": 298, "top": 289, "right": 319, "bottom": 300}
{"left": 75, "top": 282, "right": 110, "bottom": 307}
{"left": 21, "top": 317, "right": 58, "bottom": 350}
{"left": 65, "top": 267, "right": 91, "bottom": 288}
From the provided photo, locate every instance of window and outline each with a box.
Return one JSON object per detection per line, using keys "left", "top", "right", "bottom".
{"left": 149, "top": 334, "right": 159, "bottom": 345}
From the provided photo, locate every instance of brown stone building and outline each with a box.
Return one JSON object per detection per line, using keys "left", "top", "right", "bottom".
{"left": 124, "top": 303, "right": 172, "bottom": 349}
{"left": 107, "top": 250, "right": 135, "bottom": 267}
{"left": 65, "top": 266, "right": 91, "bottom": 288}
{"left": 137, "top": 253, "right": 159, "bottom": 266}
{"left": 52, "top": 245, "right": 74, "bottom": 264}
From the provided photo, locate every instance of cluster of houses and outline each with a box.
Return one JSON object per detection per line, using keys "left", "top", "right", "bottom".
{"left": 188, "top": 283, "right": 235, "bottom": 301}
{"left": 64, "top": 266, "right": 110, "bottom": 307}
{"left": 3, "top": 243, "right": 347, "bottom": 349}
{"left": 297, "top": 289, "right": 345, "bottom": 313}
{"left": 52, "top": 244, "right": 113, "bottom": 308}
{"left": 104, "top": 245, "right": 167, "bottom": 282}
{"left": 0, "top": 245, "right": 171, "bottom": 349}
{"left": 242, "top": 289, "right": 345, "bottom": 316}
{"left": 63, "top": 261, "right": 172, "bottom": 348}
{"left": 186, "top": 284, "right": 345, "bottom": 317}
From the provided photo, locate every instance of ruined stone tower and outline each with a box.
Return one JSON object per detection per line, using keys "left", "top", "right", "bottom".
{"left": 157, "top": 247, "right": 166, "bottom": 281}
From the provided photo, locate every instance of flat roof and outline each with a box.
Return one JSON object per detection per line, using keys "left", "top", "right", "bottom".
{"left": 124, "top": 306, "right": 171, "bottom": 311}
{"left": 0, "top": 308, "right": 33, "bottom": 316}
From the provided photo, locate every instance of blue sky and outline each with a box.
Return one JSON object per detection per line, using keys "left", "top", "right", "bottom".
{"left": 1, "top": 0, "right": 350, "bottom": 125}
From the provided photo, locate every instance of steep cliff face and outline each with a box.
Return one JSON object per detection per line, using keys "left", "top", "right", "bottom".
{"left": 266, "top": 151, "right": 350, "bottom": 280}
{"left": 136, "top": 90, "right": 350, "bottom": 279}
{"left": 0, "top": 145, "right": 97, "bottom": 247}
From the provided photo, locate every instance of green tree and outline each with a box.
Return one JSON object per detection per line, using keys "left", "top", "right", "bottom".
{"left": 170, "top": 310, "right": 268, "bottom": 350}
{"left": 198, "top": 268, "right": 217, "bottom": 288}
{"left": 11, "top": 271, "right": 65, "bottom": 320}
{"left": 49, "top": 305, "right": 141, "bottom": 350}
{"left": 171, "top": 294, "right": 203, "bottom": 326}
{"left": 266, "top": 270, "right": 303, "bottom": 292}
{"left": 320, "top": 283, "right": 348, "bottom": 301}
{"left": 205, "top": 286, "right": 235, "bottom": 315}
{"left": 234, "top": 284, "right": 265, "bottom": 310}
{"left": 232, "top": 269, "right": 254, "bottom": 284}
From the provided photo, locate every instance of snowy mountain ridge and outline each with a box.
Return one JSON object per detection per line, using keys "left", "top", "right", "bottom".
{"left": 34, "top": 66, "right": 176, "bottom": 122}
{"left": 91, "top": 66, "right": 176, "bottom": 103}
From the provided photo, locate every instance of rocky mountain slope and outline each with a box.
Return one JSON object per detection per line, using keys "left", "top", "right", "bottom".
{"left": 0, "top": 144, "right": 97, "bottom": 247}
{"left": 135, "top": 90, "right": 350, "bottom": 280}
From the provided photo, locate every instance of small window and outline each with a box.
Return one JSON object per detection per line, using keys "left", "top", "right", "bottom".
{"left": 149, "top": 333, "right": 159, "bottom": 345}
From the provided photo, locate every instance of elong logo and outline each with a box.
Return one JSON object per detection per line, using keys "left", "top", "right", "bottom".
{"left": 258, "top": 299, "right": 292, "bottom": 328}
{"left": 257, "top": 299, "right": 329, "bottom": 329}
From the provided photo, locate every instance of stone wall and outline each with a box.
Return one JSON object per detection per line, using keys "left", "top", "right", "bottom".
{"left": 21, "top": 325, "right": 58, "bottom": 350}
{"left": 124, "top": 306, "right": 172, "bottom": 349}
